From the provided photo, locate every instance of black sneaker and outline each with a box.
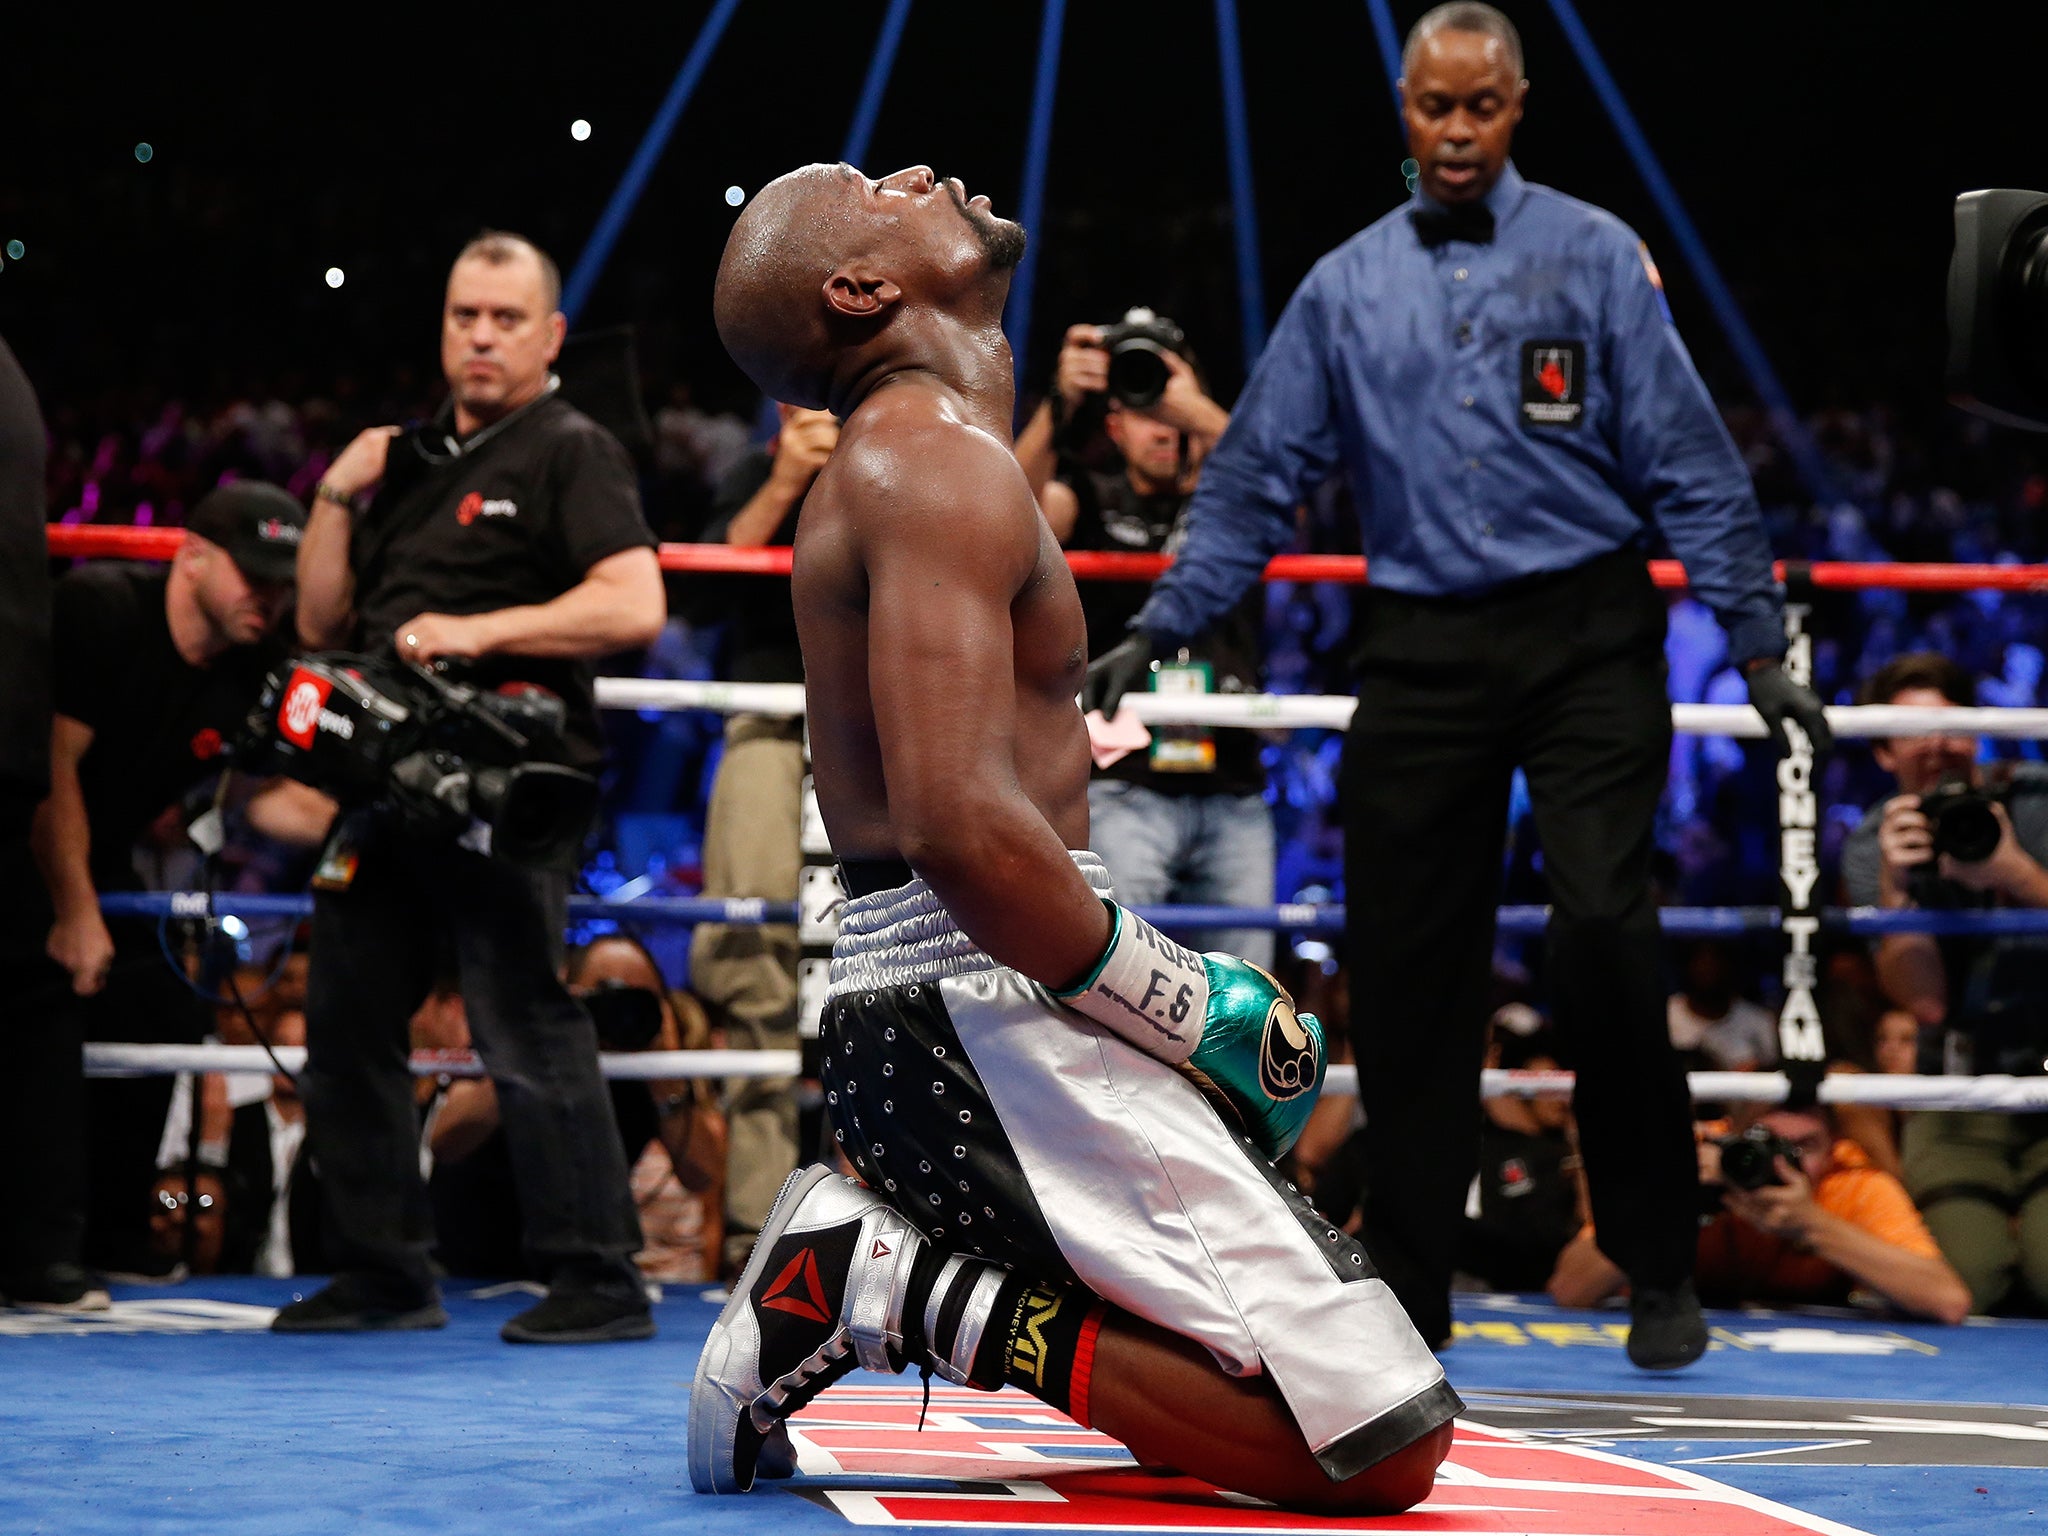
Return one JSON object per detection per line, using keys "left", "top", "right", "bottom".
{"left": 689, "top": 1164, "right": 923, "bottom": 1494}
{"left": 2, "top": 1262, "right": 112, "bottom": 1314}
{"left": 271, "top": 1275, "right": 448, "bottom": 1333}
{"left": 500, "top": 1288, "right": 656, "bottom": 1344}
{"left": 1628, "top": 1278, "right": 1708, "bottom": 1370}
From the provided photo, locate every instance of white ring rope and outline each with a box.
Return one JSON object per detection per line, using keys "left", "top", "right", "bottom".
{"left": 83, "top": 1044, "right": 801, "bottom": 1081}
{"left": 593, "top": 679, "right": 2048, "bottom": 741}
{"left": 1343, "top": 1065, "right": 2048, "bottom": 1110}
{"left": 84, "top": 1045, "right": 2046, "bottom": 1111}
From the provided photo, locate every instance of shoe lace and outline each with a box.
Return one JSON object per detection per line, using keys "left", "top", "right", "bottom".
{"left": 752, "top": 1333, "right": 857, "bottom": 1430}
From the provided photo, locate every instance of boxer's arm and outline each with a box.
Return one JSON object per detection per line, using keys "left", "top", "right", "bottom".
{"left": 856, "top": 428, "right": 1113, "bottom": 988}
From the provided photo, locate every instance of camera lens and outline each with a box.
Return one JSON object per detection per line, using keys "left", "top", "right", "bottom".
{"left": 1106, "top": 342, "right": 1170, "bottom": 409}
{"left": 1718, "top": 1133, "right": 1784, "bottom": 1191}
{"left": 1933, "top": 795, "right": 2002, "bottom": 863}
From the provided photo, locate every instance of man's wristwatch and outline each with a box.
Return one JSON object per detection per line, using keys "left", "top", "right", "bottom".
{"left": 313, "top": 481, "right": 356, "bottom": 511}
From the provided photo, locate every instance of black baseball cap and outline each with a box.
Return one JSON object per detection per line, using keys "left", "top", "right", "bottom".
{"left": 185, "top": 481, "right": 306, "bottom": 586}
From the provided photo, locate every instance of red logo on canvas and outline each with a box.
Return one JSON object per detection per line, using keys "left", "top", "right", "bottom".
{"left": 456, "top": 492, "right": 484, "bottom": 526}
{"left": 277, "top": 669, "right": 333, "bottom": 750}
{"left": 761, "top": 1248, "right": 832, "bottom": 1324}
{"left": 1538, "top": 356, "right": 1570, "bottom": 399}
{"left": 782, "top": 1385, "right": 1870, "bottom": 1534}
{"left": 190, "top": 727, "right": 224, "bottom": 761}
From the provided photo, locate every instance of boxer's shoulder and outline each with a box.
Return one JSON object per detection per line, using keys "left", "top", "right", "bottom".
{"left": 826, "top": 388, "right": 1039, "bottom": 561}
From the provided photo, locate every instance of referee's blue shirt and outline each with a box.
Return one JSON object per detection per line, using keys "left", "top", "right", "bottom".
{"left": 1134, "top": 163, "right": 1786, "bottom": 665}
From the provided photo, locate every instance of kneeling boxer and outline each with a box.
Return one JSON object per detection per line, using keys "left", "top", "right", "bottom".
{"left": 688, "top": 162, "right": 1458, "bottom": 1514}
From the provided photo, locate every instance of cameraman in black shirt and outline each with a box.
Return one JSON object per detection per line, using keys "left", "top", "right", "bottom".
{"left": 2, "top": 481, "right": 326, "bottom": 1308}
{"left": 1016, "top": 315, "right": 1276, "bottom": 967}
{"left": 285, "top": 232, "right": 666, "bottom": 1341}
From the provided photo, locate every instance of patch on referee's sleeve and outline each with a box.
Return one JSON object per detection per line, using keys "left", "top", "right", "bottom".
{"left": 1639, "top": 240, "right": 1675, "bottom": 323}
{"left": 1520, "top": 340, "right": 1586, "bottom": 428}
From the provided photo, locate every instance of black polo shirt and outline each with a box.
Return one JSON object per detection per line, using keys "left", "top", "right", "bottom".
{"left": 49, "top": 564, "right": 279, "bottom": 892}
{"left": 350, "top": 394, "right": 655, "bottom": 770}
{"left": 1066, "top": 469, "right": 1266, "bottom": 798}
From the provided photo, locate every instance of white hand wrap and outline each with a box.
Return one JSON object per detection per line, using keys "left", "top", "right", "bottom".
{"left": 1051, "top": 901, "right": 1209, "bottom": 1065}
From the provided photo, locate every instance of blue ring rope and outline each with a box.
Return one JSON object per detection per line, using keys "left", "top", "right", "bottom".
{"left": 97, "top": 891, "right": 2048, "bottom": 939}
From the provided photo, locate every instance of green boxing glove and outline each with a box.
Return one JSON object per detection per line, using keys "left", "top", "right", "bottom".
{"left": 1052, "top": 901, "right": 1326, "bottom": 1159}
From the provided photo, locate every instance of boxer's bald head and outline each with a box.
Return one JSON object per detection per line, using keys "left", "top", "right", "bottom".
{"left": 715, "top": 163, "right": 1025, "bottom": 411}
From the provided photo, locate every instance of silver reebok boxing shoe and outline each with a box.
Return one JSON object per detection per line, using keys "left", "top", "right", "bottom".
{"left": 688, "top": 1163, "right": 923, "bottom": 1494}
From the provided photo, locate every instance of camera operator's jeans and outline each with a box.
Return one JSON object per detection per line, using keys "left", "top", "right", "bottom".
{"left": 1085, "top": 781, "right": 1276, "bottom": 971}
{"left": 303, "top": 817, "right": 642, "bottom": 1300}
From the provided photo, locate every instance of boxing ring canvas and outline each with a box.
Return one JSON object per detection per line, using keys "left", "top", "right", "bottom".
{"left": 5, "top": 1279, "right": 2041, "bottom": 1535}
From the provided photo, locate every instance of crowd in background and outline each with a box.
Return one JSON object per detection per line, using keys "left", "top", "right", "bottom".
{"left": 31, "top": 364, "right": 2048, "bottom": 1316}
{"left": 41, "top": 374, "right": 2048, "bottom": 937}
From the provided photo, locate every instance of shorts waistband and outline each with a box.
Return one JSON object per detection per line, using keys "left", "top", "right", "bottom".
{"left": 827, "top": 850, "right": 1114, "bottom": 996}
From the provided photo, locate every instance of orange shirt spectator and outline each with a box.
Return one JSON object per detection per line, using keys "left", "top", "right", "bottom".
{"left": 1697, "top": 1137, "right": 1940, "bottom": 1304}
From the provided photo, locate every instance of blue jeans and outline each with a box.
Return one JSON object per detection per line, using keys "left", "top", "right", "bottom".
{"left": 1086, "top": 780, "right": 1276, "bottom": 970}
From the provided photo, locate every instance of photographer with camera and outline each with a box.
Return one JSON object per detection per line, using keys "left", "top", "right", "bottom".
{"left": 280, "top": 231, "right": 667, "bottom": 1341}
{"left": 1840, "top": 651, "right": 2048, "bottom": 1315}
{"left": 1549, "top": 1105, "right": 1969, "bottom": 1323}
{"left": 1015, "top": 311, "right": 1274, "bottom": 966}
{"left": 0, "top": 481, "right": 328, "bottom": 1308}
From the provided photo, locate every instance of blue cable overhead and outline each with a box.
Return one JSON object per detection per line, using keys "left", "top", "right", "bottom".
{"left": 1544, "top": 0, "right": 1836, "bottom": 504}
{"left": 1003, "top": 0, "right": 1069, "bottom": 385}
{"left": 1212, "top": 0, "right": 1269, "bottom": 365}
{"left": 840, "top": 0, "right": 915, "bottom": 167}
{"left": 562, "top": 0, "right": 747, "bottom": 324}
{"left": 1361, "top": 0, "right": 1404, "bottom": 120}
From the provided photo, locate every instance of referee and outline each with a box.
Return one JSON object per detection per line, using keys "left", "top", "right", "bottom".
{"left": 1087, "top": 3, "right": 1827, "bottom": 1369}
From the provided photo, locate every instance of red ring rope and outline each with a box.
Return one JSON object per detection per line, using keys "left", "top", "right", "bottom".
{"left": 41, "top": 524, "right": 2048, "bottom": 592}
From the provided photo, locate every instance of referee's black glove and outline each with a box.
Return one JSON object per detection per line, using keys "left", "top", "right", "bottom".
{"left": 1082, "top": 632, "right": 1159, "bottom": 719}
{"left": 1745, "top": 659, "right": 1833, "bottom": 757}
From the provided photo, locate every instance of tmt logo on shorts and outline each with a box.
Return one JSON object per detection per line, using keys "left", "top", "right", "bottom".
{"left": 278, "top": 670, "right": 333, "bottom": 750}
{"left": 1521, "top": 338, "right": 1586, "bottom": 428}
{"left": 456, "top": 492, "right": 518, "bottom": 526}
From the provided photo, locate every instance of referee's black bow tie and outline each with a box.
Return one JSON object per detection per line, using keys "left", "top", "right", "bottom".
{"left": 1411, "top": 201, "right": 1496, "bottom": 247}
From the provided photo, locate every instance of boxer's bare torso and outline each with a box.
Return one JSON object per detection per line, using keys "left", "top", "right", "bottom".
{"left": 794, "top": 377, "right": 1092, "bottom": 866}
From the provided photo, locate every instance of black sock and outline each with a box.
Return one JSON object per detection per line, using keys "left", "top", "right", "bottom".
{"left": 906, "top": 1251, "right": 1106, "bottom": 1420}
{"left": 975, "top": 1276, "right": 1104, "bottom": 1418}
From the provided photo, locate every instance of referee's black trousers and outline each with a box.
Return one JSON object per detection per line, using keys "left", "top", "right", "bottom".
{"left": 1341, "top": 549, "right": 1697, "bottom": 1345}
{"left": 302, "top": 816, "right": 643, "bottom": 1301}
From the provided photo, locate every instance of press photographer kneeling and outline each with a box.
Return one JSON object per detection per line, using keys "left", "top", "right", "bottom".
{"left": 1549, "top": 1103, "right": 1970, "bottom": 1323}
{"left": 281, "top": 231, "right": 666, "bottom": 1341}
